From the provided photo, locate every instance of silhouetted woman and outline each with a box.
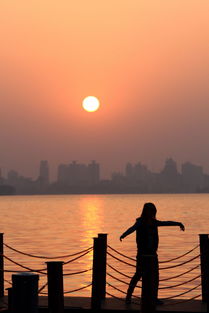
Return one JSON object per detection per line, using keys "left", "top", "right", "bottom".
{"left": 120, "top": 202, "right": 185, "bottom": 304}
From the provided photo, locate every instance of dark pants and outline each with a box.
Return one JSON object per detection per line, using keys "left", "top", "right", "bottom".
{"left": 126, "top": 253, "right": 159, "bottom": 300}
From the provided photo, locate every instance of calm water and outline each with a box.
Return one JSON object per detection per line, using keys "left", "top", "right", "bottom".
{"left": 0, "top": 193, "right": 208, "bottom": 300}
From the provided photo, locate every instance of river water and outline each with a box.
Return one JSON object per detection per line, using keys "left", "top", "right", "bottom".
{"left": 0, "top": 193, "right": 208, "bottom": 301}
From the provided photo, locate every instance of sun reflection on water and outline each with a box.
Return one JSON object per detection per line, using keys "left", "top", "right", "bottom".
{"left": 75, "top": 196, "right": 105, "bottom": 292}
{"left": 79, "top": 196, "right": 104, "bottom": 246}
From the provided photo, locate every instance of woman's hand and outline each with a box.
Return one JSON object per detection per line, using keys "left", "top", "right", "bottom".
{"left": 179, "top": 223, "right": 185, "bottom": 231}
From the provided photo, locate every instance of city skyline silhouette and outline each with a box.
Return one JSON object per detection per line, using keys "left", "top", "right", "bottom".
{"left": 1, "top": 157, "right": 209, "bottom": 195}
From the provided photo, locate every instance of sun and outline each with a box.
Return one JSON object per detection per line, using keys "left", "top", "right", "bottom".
{"left": 82, "top": 96, "right": 100, "bottom": 112}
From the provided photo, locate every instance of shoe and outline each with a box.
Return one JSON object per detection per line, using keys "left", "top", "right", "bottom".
{"left": 156, "top": 299, "right": 164, "bottom": 305}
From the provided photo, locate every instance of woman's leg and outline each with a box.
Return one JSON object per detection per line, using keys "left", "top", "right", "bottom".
{"left": 126, "top": 255, "right": 142, "bottom": 302}
{"left": 154, "top": 255, "right": 163, "bottom": 304}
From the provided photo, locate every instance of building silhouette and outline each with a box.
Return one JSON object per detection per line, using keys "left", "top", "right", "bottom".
{"left": 7, "top": 170, "right": 19, "bottom": 186}
{"left": 7, "top": 169, "right": 34, "bottom": 194}
{"left": 157, "top": 158, "right": 182, "bottom": 193}
{"left": 57, "top": 164, "right": 68, "bottom": 185}
{"left": 88, "top": 160, "right": 100, "bottom": 186}
{"left": 182, "top": 162, "right": 204, "bottom": 193}
{"left": 57, "top": 160, "right": 100, "bottom": 187}
{"left": 39, "top": 160, "right": 49, "bottom": 185}
{"left": 1, "top": 158, "right": 209, "bottom": 194}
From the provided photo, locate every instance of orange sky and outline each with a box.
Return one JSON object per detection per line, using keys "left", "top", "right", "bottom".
{"left": 0, "top": 1, "right": 209, "bottom": 179}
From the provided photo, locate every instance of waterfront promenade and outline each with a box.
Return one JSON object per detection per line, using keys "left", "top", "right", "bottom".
{"left": 0, "top": 296, "right": 207, "bottom": 312}
{"left": 0, "top": 233, "right": 209, "bottom": 312}
{"left": 39, "top": 296, "right": 207, "bottom": 312}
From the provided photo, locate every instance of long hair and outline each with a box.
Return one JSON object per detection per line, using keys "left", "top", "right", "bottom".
{"left": 140, "top": 202, "right": 157, "bottom": 224}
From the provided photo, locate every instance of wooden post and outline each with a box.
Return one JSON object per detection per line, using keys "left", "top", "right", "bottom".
{"left": 141, "top": 255, "right": 157, "bottom": 313}
{"left": 98, "top": 233, "right": 107, "bottom": 300}
{"left": 199, "top": 234, "right": 209, "bottom": 303}
{"left": 7, "top": 287, "right": 13, "bottom": 312}
{"left": 91, "top": 237, "right": 101, "bottom": 309}
{"left": 0, "top": 233, "right": 4, "bottom": 297}
{"left": 91, "top": 234, "right": 108, "bottom": 309}
{"left": 12, "top": 273, "right": 39, "bottom": 313}
{"left": 46, "top": 261, "right": 64, "bottom": 313}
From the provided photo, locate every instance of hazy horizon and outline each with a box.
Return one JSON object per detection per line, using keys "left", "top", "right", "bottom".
{"left": 1, "top": 1, "right": 209, "bottom": 180}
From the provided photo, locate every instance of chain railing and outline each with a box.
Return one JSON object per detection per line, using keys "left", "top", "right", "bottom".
{"left": 106, "top": 242, "right": 202, "bottom": 308}
{"left": 0, "top": 233, "right": 208, "bottom": 311}
{"left": 1, "top": 240, "right": 93, "bottom": 302}
{"left": 4, "top": 242, "right": 92, "bottom": 260}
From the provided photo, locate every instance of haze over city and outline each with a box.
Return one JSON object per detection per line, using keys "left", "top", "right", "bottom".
{"left": 1, "top": 1, "right": 209, "bottom": 180}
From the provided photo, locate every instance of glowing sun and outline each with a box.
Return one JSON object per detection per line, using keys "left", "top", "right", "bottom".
{"left": 82, "top": 96, "right": 100, "bottom": 112}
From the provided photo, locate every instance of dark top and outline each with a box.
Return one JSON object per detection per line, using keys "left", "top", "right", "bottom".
{"left": 121, "top": 217, "right": 180, "bottom": 255}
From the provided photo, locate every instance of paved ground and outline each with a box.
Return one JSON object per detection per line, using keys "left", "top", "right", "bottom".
{"left": 40, "top": 296, "right": 207, "bottom": 312}
{"left": 0, "top": 296, "right": 207, "bottom": 312}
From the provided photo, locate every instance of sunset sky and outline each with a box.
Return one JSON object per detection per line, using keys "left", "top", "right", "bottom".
{"left": 0, "top": 1, "right": 209, "bottom": 180}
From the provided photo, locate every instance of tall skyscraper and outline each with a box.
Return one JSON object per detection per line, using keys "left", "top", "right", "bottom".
{"left": 125, "top": 163, "right": 133, "bottom": 179}
{"left": 57, "top": 164, "right": 68, "bottom": 184}
{"left": 39, "top": 160, "right": 49, "bottom": 185}
{"left": 88, "top": 160, "right": 100, "bottom": 186}
{"left": 182, "top": 162, "right": 204, "bottom": 192}
{"left": 0, "top": 168, "right": 4, "bottom": 185}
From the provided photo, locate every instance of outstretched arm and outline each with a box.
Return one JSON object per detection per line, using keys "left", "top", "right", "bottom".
{"left": 157, "top": 220, "right": 185, "bottom": 231}
{"left": 120, "top": 220, "right": 140, "bottom": 241}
